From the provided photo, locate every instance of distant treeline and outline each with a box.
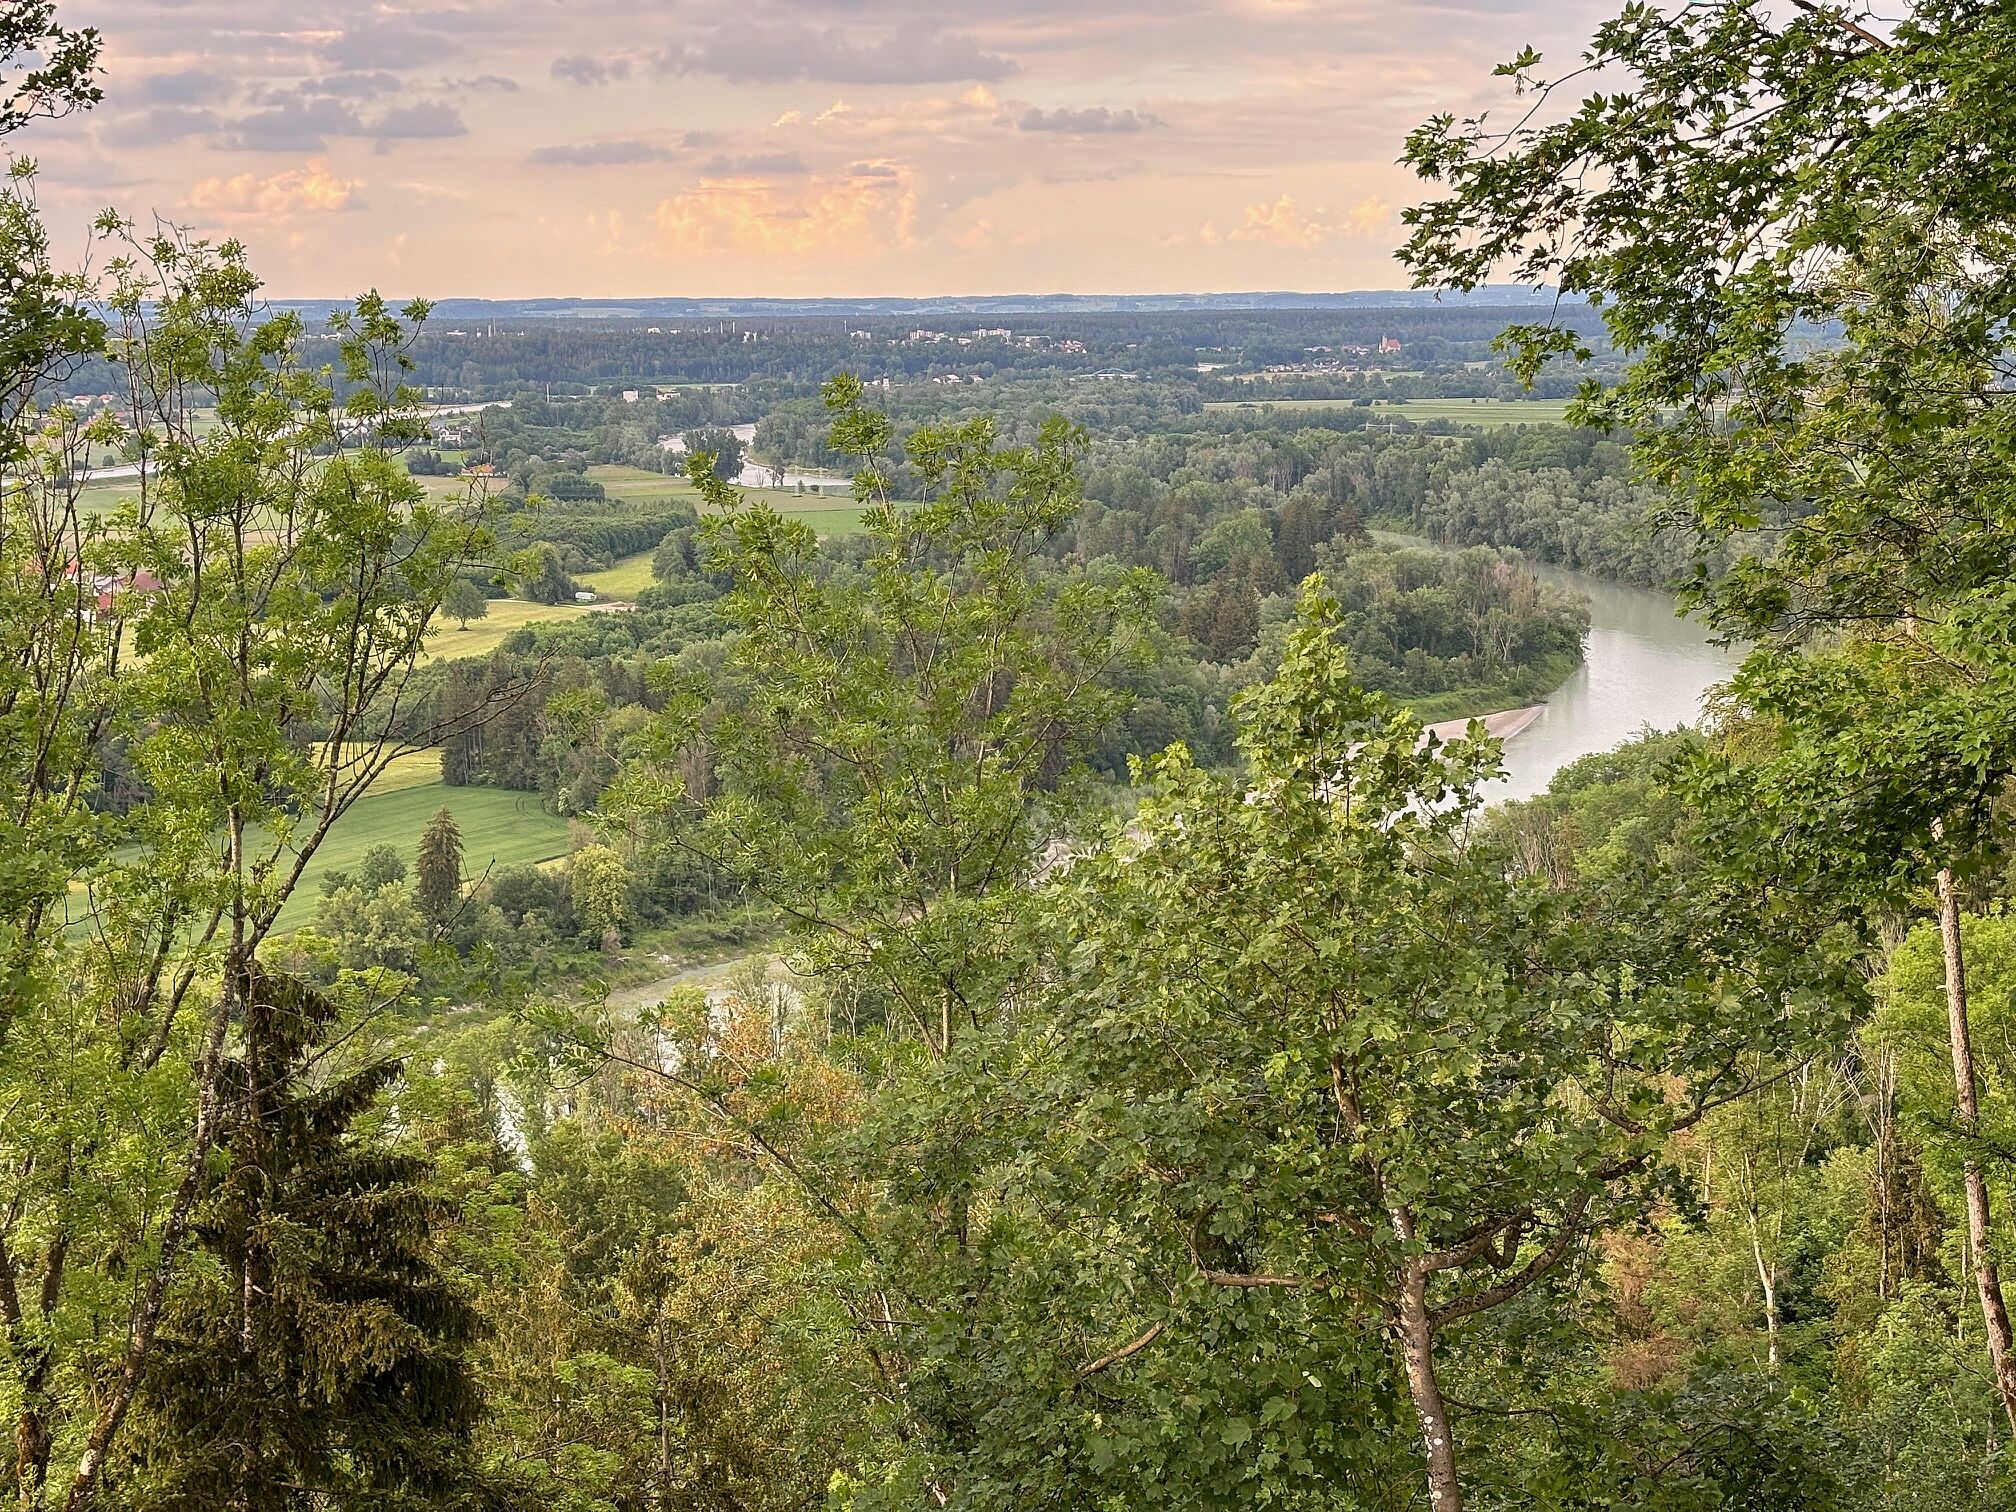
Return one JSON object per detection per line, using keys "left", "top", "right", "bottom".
{"left": 50, "top": 306, "right": 1611, "bottom": 400}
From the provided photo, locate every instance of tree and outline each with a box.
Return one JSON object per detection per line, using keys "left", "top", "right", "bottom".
{"left": 985, "top": 582, "right": 1851, "bottom": 1510}
{"left": 308, "top": 880, "right": 429, "bottom": 977}
{"left": 1402, "top": 0, "right": 2016, "bottom": 1428}
{"left": 585, "top": 376, "right": 1158, "bottom": 1500}
{"left": 514, "top": 544, "right": 576, "bottom": 605}
{"left": 416, "top": 806, "right": 464, "bottom": 926}
{"left": 0, "top": 3, "right": 100, "bottom": 137}
{"left": 436, "top": 990, "right": 874, "bottom": 1512}
{"left": 120, "top": 968, "right": 485, "bottom": 1508}
{"left": 0, "top": 188, "right": 492, "bottom": 1511}
{"left": 1199, "top": 578, "right": 1259, "bottom": 660}
{"left": 683, "top": 427, "right": 744, "bottom": 482}
{"left": 569, "top": 843, "right": 629, "bottom": 945}
{"left": 443, "top": 577, "right": 489, "bottom": 630}
{"left": 612, "top": 374, "right": 1157, "bottom": 1060}
{"left": 1872, "top": 914, "right": 2016, "bottom": 1286}
{"left": 357, "top": 843, "right": 408, "bottom": 892}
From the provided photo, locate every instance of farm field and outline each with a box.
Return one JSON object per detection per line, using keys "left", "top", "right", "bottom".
{"left": 576, "top": 551, "right": 656, "bottom": 596}
{"left": 763, "top": 506, "right": 870, "bottom": 537}
{"left": 424, "top": 597, "right": 594, "bottom": 661}
{"left": 330, "top": 745, "right": 444, "bottom": 796}
{"left": 584, "top": 464, "right": 707, "bottom": 501}
{"left": 75, "top": 478, "right": 135, "bottom": 516}
{"left": 270, "top": 776, "right": 572, "bottom": 933}
{"left": 585, "top": 464, "right": 869, "bottom": 534}
{"left": 1205, "top": 396, "right": 1577, "bottom": 425}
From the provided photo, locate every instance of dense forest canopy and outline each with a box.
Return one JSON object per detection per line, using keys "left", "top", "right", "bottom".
{"left": 4, "top": 3, "right": 2016, "bottom": 1510}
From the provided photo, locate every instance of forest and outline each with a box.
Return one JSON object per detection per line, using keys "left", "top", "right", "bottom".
{"left": 5, "top": 3, "right": 2016, "bottom": 1511}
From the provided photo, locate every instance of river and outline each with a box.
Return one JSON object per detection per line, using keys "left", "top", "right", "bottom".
{"left": 658, "top": 423, "right": 855, "bottom": 494}
{"left": 1480, "top": 559, "right": 1744, "bottom": 802}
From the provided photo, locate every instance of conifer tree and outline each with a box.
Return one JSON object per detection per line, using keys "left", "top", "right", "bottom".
{"left": 416, "top": 807, "right": 465, "bottom": 927}
{"left": 121, "top": 968, "right": 484, "bottom": 1510}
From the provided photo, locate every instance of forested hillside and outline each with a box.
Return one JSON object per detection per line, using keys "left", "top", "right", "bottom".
{"left": 5, "top": 3, "right": 2016, "bottom": 1511}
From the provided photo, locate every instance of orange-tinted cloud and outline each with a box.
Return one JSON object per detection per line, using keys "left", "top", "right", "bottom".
{"left": 187, "top": 161, "right": 361, "bottom": 216}
{"left": 651, "top": 166, "right": 919, "bottom": 258}
{"left": 1219, "top": 194, "right": 1391, "bottom": 247}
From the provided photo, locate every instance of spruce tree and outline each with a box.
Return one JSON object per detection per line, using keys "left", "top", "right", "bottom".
{"left": 415, "top": 807, "right": 464, "bottom": 926}
{"left": 121, "top": 968, "right": 485, "bottom": 1510}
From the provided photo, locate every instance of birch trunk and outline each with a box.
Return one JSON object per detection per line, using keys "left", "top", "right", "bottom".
{"left": 1396, "top": 1268, "right": 1463, "bottom": 1512}
{"left": 1936, "top": 863, "right": 2016, "bottom": 1433}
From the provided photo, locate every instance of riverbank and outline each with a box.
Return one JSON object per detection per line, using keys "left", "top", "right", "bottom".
{"left": 1420, "top": 704, "right": 1546, "bottom": 748}
{"left": 1392, "top": 647, "right": 1584, "bottom": 726}
{"left": 1366, "top": 531, "right": 1741, "bottom": 801}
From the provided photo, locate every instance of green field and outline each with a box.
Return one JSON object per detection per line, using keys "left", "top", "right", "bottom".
{"left": 425, "top": 597, "right": 594, "bottom": 661}
{"left": 767, "top": 506, "right": 870, "bottom": 536}
{"left": 576, "top": 551, "right": 657, "bottom": 596}
{"left": 75, "top": 477, "right": 140, "bottom": 517}
{"left": 337, "top": 746, "right": 444, "bottom": 796}
{"left": 1205, "top": 397, "right": 1577, "bottom": 425}
{"left": 585, "top": 464, "right": 706, "bottom": 501}
{"left": 584, "top": 465, "right": 868, "bottom": 534}
{"left": 273, "top": 777, "right": 572, "bottom": 933}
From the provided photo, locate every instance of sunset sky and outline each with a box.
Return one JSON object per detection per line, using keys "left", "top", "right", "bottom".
{"left": 29, "top": 1, "right": 1611, "bottom": 298}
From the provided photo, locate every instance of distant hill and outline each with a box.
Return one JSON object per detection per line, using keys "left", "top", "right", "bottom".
{"left": 264, "top": 287, "right": 1575, "bottom": 322}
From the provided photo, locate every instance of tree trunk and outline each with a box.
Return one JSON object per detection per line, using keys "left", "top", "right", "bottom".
{"left": 1395, "top": 1268, "right": 1463, "bottom": 1512}
{"left": 1937, "top": 864, "right": 2016, "bottom": 1433}
{"left": 1875, "top": 1048, "right": 1894, "bottom": 1301}
{"left": 1746, "top": 1208, "right": 1780, "bottom": 1371}
{"left": 1739, "top": 1150, "right": 1780, "bottom": 1370}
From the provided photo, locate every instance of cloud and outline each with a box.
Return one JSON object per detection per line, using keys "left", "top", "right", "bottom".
{"left": 1043, "top": 163, "right": 1144, "bottom": 184}
{"left": 552, "top": 54, "right": 631, "bottom": 86}
{"left": 369, "top": 102, "right": 468, "bottom": 141}
{"left": 528, "top": 139, "right": 673, "bottom": 166}
{"left": 292, "top": 72, "right": 402, "bottom": 100}
{"left": 699, "top": 151, "right": 809, "bottom": 176}
{"left": 948, "top": 218, "right": 995, "bottom": 252}
{"left": 658, "top": 24, "right": 1012, "bottom": 85}
{"left": 1219, "top": 193, "right": 1392, "bottom": 247}
{"left": 215, "top": 97, "right": 366, "bottom": 152}
{"left": 321, "top": 14, "right": 484, "bottom": 72}
{"left": 139, "top": 68, "right": 231, "bottom": 106}
{"left": 651, "top": 167, "right": 919, "bottom": 259}
{"left": 188, "top": 162, "right": 361, "bottom": 216}
{"left": 102, "top": 106, "right": 220, "bottom": 147}
{"left": 449, "top": 74, "right": 521, "bottom": 93}
{"left": 1016, "top": 106, "right": 1164, "bottom": 134}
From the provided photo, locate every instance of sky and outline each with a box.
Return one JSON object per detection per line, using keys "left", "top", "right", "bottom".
{"left": 26, "top": 1, "right": 1613, "bottom": 299}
